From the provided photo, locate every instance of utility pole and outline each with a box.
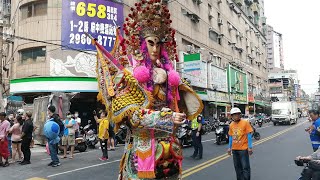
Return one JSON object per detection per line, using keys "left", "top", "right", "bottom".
{"left": 0, "top": 21, "right": 4, "bottom": 112}
{"left": 0, "top": 19, "right": 4, "bottom": 112}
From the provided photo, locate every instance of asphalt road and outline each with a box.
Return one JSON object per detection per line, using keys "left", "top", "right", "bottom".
{"left": 0, "top": 118, "right": 313, "bottom": 180}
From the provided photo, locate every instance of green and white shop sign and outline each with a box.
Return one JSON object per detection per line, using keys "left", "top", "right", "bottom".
{"left": 227, "top": 65, "right": 248, "bottom": 104}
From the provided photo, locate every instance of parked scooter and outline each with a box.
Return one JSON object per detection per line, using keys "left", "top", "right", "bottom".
{"left": 115, "top": 124, "right": 127, "bottom": 145}
{"left": 215, "top": 123, "right": 229, "bottom": 145}
{"left": 58, "top": 136, "right": 87, "bottom": 152}
{"left": 83, "top": 120, "right": 98, "bottom": 149}
{"left": 177, "top": 123, "right": 193, "bottom": 147}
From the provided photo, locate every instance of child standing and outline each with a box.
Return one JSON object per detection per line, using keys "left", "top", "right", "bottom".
{"left": 93, "top": 110, "right": 109, "bottom": 161}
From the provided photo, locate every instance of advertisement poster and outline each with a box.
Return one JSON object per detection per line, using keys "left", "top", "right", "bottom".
{"left": 210, "top": 65, "right": 227, "bottom": 92}
{"left": 61, "top": 0, "right": 124, "bottom": 51}
{"left": 227, "top": 65, "right": 248, "bottom": 104}
{"left": 183, "top": 53, "right": 207, "bottom": 88}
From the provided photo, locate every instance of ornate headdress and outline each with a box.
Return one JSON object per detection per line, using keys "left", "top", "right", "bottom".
{"left": 122, "top": 0, "right": 178, "bottom": 62}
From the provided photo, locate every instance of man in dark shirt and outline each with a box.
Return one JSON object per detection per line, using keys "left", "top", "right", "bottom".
{"left": 20, "top": 111, "right": 34, "bottom": 165}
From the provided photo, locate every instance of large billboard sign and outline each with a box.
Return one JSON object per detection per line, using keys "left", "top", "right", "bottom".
{"left": 227, "top": 65, "right": 248, "bottom": 104}
{"left": 61, "top": 0, "right": 124, "bottom": 51}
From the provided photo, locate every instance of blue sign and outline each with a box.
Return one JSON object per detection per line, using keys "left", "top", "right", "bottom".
{"left": 61, "top": 0, "right": 124, "bottom": 51}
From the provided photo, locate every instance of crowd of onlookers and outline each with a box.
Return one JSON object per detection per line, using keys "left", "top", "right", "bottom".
{"left": 0, "top": 110, "right": 35, "bottom": 167}
{"left": 0, "top": 104, "right": 122, "bottom": 169}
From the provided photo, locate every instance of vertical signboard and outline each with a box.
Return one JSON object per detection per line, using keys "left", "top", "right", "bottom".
{"left": 210, "top": 65, "right": 227, "bottom": 92}
{"left": 227, "top": 65, "right": 248, "bottom": 104}
{"left": 61, "top": 0, "right": 124, "bottom": 51}
{"left": 183, "top": 53, "right": 207, "bottom": 88}
{"left": 294, "top": 84, "right": 299, "bottom": 98}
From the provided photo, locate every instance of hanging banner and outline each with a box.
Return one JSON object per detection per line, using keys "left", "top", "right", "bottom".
{"left": 61, "top": 0, "right": 124, "bottom": 51}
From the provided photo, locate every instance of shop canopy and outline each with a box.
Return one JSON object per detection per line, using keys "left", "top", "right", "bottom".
{"left": 209, "top": 102, "right": 231, "bottom": 107}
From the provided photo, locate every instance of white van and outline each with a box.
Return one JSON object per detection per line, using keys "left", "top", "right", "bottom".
{"left": 272, "top": 101, "right": 298, "bottom": 125}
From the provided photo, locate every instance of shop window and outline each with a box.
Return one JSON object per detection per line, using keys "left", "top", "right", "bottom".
{"left": 21, "top": 0, "right": 47, "bottom": 19}
{"left": 20, "top": 47, "right": 46, "bottom": 64}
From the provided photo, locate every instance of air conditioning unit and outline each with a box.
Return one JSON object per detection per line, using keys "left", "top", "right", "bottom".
{"left": 228, "top": 24, "right": 233, "bottom": 31}
{"left": 192, "top": 0, "right": 202, "bottom": 5}
{"left": 162, "top": 0, "right": 169, "bottom": 4}
{"left": 218, "top": 18, "right": 223, "bottom": 26}
{"left": 246, "top": 42, "right": 250, "bottom": 47}
{"left": 190, "top": 14, "right": 200, "bottom": 23}
{"left": 186, "top": 45, "right": 192, "bottom": 52}
{"left": 181, "top": 8, "right": 188, "bottom": 16}
{"left": 209, "top": 11, "right": 214, "bottom": 19}
{"left": 229, "top": 2, "right": 235, "bottom": 9}
{"left": 236, "top": 31, "right": 240, "bottom": 37}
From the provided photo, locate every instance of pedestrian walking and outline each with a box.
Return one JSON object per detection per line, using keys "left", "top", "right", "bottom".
{"left": 47, "top": 105, "right": 64, "bottom": 167}
{"left": 0, "top": 112, "right": 10, "bottom": 167}
{"left": 9, "top": 115, "right": 24, "bottom": 163}
{"left": 228, "top": 107, "right": 253, "bottom": 180}
{"left": 61, "top": 111, "right": 76, "bottom": 159}
{"left": 190, "top": 114, "right": 203, "bottom": 160}
{"left": 93, "top": 110, "right": 109, "bottom": 161}
{"left": 305, "top": 110, "right": 320, "bottom": 152}
{"left": 20, "top": 111, "right": 34, "bottom": 165}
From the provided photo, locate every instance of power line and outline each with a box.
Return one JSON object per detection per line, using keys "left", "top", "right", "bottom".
{"left": 0, "top": 32, "right": 96, "bottom": 55}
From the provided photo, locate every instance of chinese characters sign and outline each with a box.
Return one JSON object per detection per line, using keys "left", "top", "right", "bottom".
{"left": 227, "top": 65, "right": 248, "bottom": 104}
{"left": 210, "top": 65, "right": 227, "bottom": 92}
{"left": 183, "top": 53, "right": 207, "bottom": 88}
{"left": 61, "top": 0, "right": 124, "bottom": 51}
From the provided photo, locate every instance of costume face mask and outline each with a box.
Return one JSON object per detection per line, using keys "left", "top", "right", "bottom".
{"left": 146, "top": 36, "right": 160, "bottom": 62}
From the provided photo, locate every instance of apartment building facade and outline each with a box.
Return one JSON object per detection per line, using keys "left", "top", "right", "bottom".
{"left": 266, "top": 24, "right": 284, "bottom": 73}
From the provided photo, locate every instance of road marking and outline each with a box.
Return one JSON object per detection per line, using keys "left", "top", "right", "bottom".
{"left": 256, "top": 125, "right": 271, "bottom": 130}
{"left": 41, "top": 149, "right": 99, "bottom": 161}
{"left": 26, "top": 178, "right": 48, "bottom": 180}
{"left": 47, "top": 159, "right": 121, "bottom": 178}
{"left": 202, "top": 138, "right": 215, "bottom": 143}
{"left": 181, "top": 120, "right": 307, "bottom": 178}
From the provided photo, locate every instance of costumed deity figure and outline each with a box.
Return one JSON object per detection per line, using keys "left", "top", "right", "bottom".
{"left": 92, "top": 0, "right": 203, "bottom": 179}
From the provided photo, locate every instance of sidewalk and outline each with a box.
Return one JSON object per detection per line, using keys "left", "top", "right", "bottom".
{"left": 30, "top": 145, "right": 46, "bottom": 154}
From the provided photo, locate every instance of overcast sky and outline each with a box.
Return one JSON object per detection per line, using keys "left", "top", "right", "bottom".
{"left": 264, "top": 0, "right": 320, "bottom": 95}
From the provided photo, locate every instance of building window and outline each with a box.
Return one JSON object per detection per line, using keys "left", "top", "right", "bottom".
{"left": 20, "top": 47, "right": 46, "bottom": 64}
{"left": 209, "top": 30, "right": 221, "bottom": 45}
{"left": 21, "top": 0, "right": 47, "bottom": 19}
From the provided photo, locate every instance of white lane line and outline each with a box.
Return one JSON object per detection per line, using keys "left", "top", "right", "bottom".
{"left": 256, "top": 125, "right": 271, "bottom": 130}
{"left": 47, "top": 159, "right": 121, "bottom": 177}
{"left": 202, "top": 138, "right": 216, "bottom": 143}
{"left": 41, "top": 149, "right": 99, "bottom": 161}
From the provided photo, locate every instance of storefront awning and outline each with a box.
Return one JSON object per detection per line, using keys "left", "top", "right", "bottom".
{"left": 10, "top": 77, "right": 98, "bottom": 94}
{"left": 209, "top": 102, "right": 231, "bottom": 107}
{"left": 255, "top": 101, "right": 265, "bottom": 106}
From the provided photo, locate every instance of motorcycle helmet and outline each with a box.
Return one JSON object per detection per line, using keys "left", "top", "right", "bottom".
{"left": 230, "top": 107, "right": 242, "bottom": 115}
{"left": 17, "top": 109, "right": 25, "bottom": 116}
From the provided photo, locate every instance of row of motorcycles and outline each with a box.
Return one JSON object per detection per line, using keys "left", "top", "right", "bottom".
{"left": 177, "top": 118, "right": 262, "bottom": 147}
{"left": 58, "top": 120, "right": 99, "bottom": 152}
{"left": 58, "top": 120, "right": 130, "bottom": 153}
